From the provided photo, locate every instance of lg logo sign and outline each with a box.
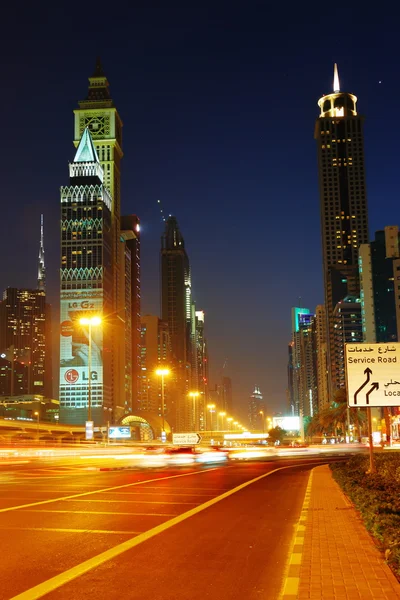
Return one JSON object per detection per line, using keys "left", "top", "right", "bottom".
{"left": 64, "top": 369, "right": 79, "bottom": 384}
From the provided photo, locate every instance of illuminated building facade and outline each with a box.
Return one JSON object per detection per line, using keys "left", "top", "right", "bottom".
{"left": 332, "top": 296, "right": 362, "bottom": 389}
{"left": 0, "top": 288, "right": 47, "bottom": 397}
{"left": 140, "top": 315, "right": 172, "bottom": 415}
{"left": 161, "top": 216, "right": 193, "bottom": 431}
{"left": 59, "top": 128, "right": 114, "bottom": 425}
{"left": 121, "top": 215, "right": 141, "bottom": 412}
{"left": 291, "top": 307, "right": 318, "bottom": 418}
{"left": 248, "top": 386, "right": 265, "bottom": 431}
{"left": 59, "top": 60, "right": 130, "bottom": 425}
{"left": 315, "top": 64, "right": 369, "bottom": 398}
{"left": 314, "top": 304, "right": 329, "bottom": 409}
{"left": 359, "top": 227, "right": 400, "bottom": 344}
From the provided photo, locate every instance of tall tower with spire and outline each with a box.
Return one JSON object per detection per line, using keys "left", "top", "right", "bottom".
{"left": 160, "top": 216, "right": 195, "bottom": 431}
{"left": 59, "top": 128, "right": 114, "bottom": 425}
{"left": 69, "top": 59, "right": 129, "bottom": 421}
{"left": 37, "top": 214, "right": 46, "bottom": 291}
{"left": 315, "top": 64, "right": 369, "bottom": 397}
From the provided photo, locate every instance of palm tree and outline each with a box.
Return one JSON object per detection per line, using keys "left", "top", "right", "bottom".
{"left": 307, "top": 388, "right": 366, "bottom": 440}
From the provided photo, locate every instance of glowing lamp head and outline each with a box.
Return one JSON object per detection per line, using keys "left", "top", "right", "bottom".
{"left": 156, "top": 368, "right": 170, "bottom": 377}
{"left": 80, "top": 316, "right": 101, "bottom": 326}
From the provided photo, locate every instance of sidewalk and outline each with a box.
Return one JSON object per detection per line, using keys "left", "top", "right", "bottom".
{"left": 286, "top": 464, "right": 400, "bottom": 600}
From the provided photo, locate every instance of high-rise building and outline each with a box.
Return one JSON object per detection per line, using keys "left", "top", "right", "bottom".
{"left": 0, "top": 288, "right": 47, "bottom": 396}
{"left": 59, "top": 60, "right": 130, "bottom": 425}
{"left": 291, "top": 307, "right": 318, "bottom": 418}
{"left": 161, "top": 216, "right": 193, "bottom": 431}
{"left": 314, "top": 305, "right": 329, "bottom": 409}
{"left": 248, "top": 386, "right": 265, "bottom": 431}
{"left": 120, "top": 215, "right": 141, "bottom": 412}
{"left": 37, "top": 214, "right": 46, "bottom": 292}
{"left": 359, "top": 227, "right": 400, "bottom": 344}
{"left": 0, "top": 217, "right": 51, "bottom": 398}
{"left": 195, "top": 310, "right": 208, "bottom": 430}
{"left": 59, "top": 128, "right": 116, "bottom": 425}
{"left": 222, "top": 377, "right": 233, "bottom": 414}
{"left": 315, "top": 64, "right": 369, "bottom": 398}
{"left": 287, "top": 341, "right": 295, "bottom": 415}
{"left": 332, "top": 296, "right": 362, "bottom": 389}
{"left": 140, "top": 315, "right": 171, "bottom": 415}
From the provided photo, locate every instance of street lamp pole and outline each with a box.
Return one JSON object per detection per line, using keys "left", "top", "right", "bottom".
{"left": 156, "top": 368, "right": 170, "bottom": 441}
{"left": 80, "top": 316, "right": 101, "bottom": 437}
{"left": 259, "top": 410, "right": 264, "bottom": 434}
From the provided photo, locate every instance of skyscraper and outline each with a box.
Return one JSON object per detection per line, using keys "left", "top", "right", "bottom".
{"left": 120, "top": 215, "right": 141, "bottom": 412}
{"left": 315, "top": 64, "right": 369, "bottom": 397}
{"left": 0, "top": 217, "right": 51, "bottom": 398}
{"left": 291, "top": 308, "right": 318, "bottom": 418}
{"left": 59, "top": 128, "right": 115, "bottom": 425}
{"left": 0, "top": 288, "right": 47, "bottom": 396}
{"left": 248, "top": 386, "right": 265, "bottom": 431}
{"left": 195, "top": 310, "right": 208, "bottom": 430}
{"left": 161, "top": 216, "right": 192, "bottom": 431}
{"left": 140, "top": 315, "right": 171, "bottom": 414}
{"left": 359, "top": 227, "right": 400, "bottom": 344}
{"left": 161, "top": 216, "right": 191, "bottom": 365}
{"left": 314, "top": 304, "right": 329, "bottom": 409}
{"left": 332, "top": 296, "right": 362, "bottom": 389}
{"left": 37, "top": 214, "right": 46, "bottom": 292}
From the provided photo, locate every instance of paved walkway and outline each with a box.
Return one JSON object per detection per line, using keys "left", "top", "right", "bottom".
{"left": 282, "top": 464, "right": 400, "bottom": 600}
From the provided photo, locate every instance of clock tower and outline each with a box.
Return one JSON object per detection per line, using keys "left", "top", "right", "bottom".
{"left": 71, "top": 59, "right": 127, "bottom": 422}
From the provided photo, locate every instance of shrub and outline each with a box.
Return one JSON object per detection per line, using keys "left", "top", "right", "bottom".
{"left": 330, "top": 453, "right": 400, "bottom": 579}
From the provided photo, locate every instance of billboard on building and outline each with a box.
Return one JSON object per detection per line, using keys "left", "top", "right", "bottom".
{"left": 272, "top": 416, "right": 300, "bottom": 431}
{"left": 59, "top": 290, "right": 103, "bottom": 412}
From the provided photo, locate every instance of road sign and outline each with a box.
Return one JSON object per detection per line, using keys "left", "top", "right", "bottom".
{"left": 345, "top": 343, "right": 400, "bottom": 407}
{"left": 172, "top": 433, "right": 202, "bottom": 445}
{"left": 85, "top": 420, "right": 94, "bottom": 440}
{"left": 108, "top": 426, "right": 131, "bottom": 439}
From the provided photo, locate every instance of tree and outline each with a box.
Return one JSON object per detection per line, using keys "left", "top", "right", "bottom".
{"left": 268, "top": 426, "right": 286, "bottom": 445}
{"left": 306, "top": 388, "right": 366, "bottom": 439}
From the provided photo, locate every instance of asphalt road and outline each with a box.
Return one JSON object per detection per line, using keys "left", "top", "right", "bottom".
{"left": 0, "top": 454, "right": 344, "bottom": 600}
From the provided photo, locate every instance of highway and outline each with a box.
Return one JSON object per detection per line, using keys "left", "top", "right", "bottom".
{"left": 0, "top": 449, "right": 351, "bottom": 600}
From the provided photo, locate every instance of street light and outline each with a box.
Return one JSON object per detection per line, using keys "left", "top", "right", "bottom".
{"left": 189, "top": 391, "right": 200, "bottom": 431}
{"left": 207, "top": 403, "right": 215, "bottom": 431}
{"left": 34, "top": 411, "right": 39, "bottom": 436}
{"left": 219, "top": 411, "right": 226, "bottom": 431}
{"left": 227, "top": 417, "right": 233, "bottom": 431}
{"left": 259, "top": 410, "right": 265, "bottom": 434}
{"left": 79, "top": 316, "right": 102, "bottom": 434}
{"left": 156, "top": 368, "right": 170, "bottom": 441}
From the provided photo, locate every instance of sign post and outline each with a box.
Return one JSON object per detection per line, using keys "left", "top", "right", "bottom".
{"left": 344, "top": 342, "right": 400, "bottom": 473}
{"left": 172, "top": 433, "right": 202, "bottom": 445}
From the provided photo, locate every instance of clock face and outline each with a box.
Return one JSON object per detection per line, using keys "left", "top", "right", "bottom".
{"left": 84, "top": 116, "right": 105, "bottom": 136}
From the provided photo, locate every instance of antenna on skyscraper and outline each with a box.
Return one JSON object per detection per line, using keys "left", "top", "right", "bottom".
{"left": 157, "top": 199, "right": 166, "bottom": 223}
{"left": 38, "top": 214, "right": 46, "bottom": 292}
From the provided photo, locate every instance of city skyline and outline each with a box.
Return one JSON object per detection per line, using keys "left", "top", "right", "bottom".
{"left": 1, "top": 4, "right": 399, "bottom": 420}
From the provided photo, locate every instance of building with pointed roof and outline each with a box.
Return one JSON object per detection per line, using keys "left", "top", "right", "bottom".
{"left": 58, "top": 60, "right": 134, "bottom": 425}
{"left": 315, "top": 64, "right": 369, "bottom": 399}
{"left": 248, "top": 386, "right": 265, "bottom": 431}
{"left": 37, "top": 214, "right": 46, "bottom": 292}
{"left": 59, "top": 127, "right": 115, "bottom": 425}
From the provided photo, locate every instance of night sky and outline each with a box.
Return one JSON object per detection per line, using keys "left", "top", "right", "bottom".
{"left": 1, "top": 2, "right": 399, "bottom": 422}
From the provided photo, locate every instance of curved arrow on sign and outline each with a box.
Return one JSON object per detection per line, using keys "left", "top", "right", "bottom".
{"left": 366, "top": 382, "right": 379, "bottom": 405}
{"left": 354, "top": 367, "right": 372, "bottom": 405}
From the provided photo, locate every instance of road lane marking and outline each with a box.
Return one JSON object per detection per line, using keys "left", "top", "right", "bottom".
{"left": 279, "top": 468, "right": 314, "bottom": 599}
{"left": 18, "top": 509, "right": 177, "bottom": 516}
{"left": 0, "top": 498, "right": 197, "bottom": 506}
{"left": 9, "top": 462, "right": 317, "bottom": 600}
{"left": 0, "top": 527, "right": 142, "bottom": 534}
{"left": 0, "top": 468, "right": 222, "bottom": 514}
